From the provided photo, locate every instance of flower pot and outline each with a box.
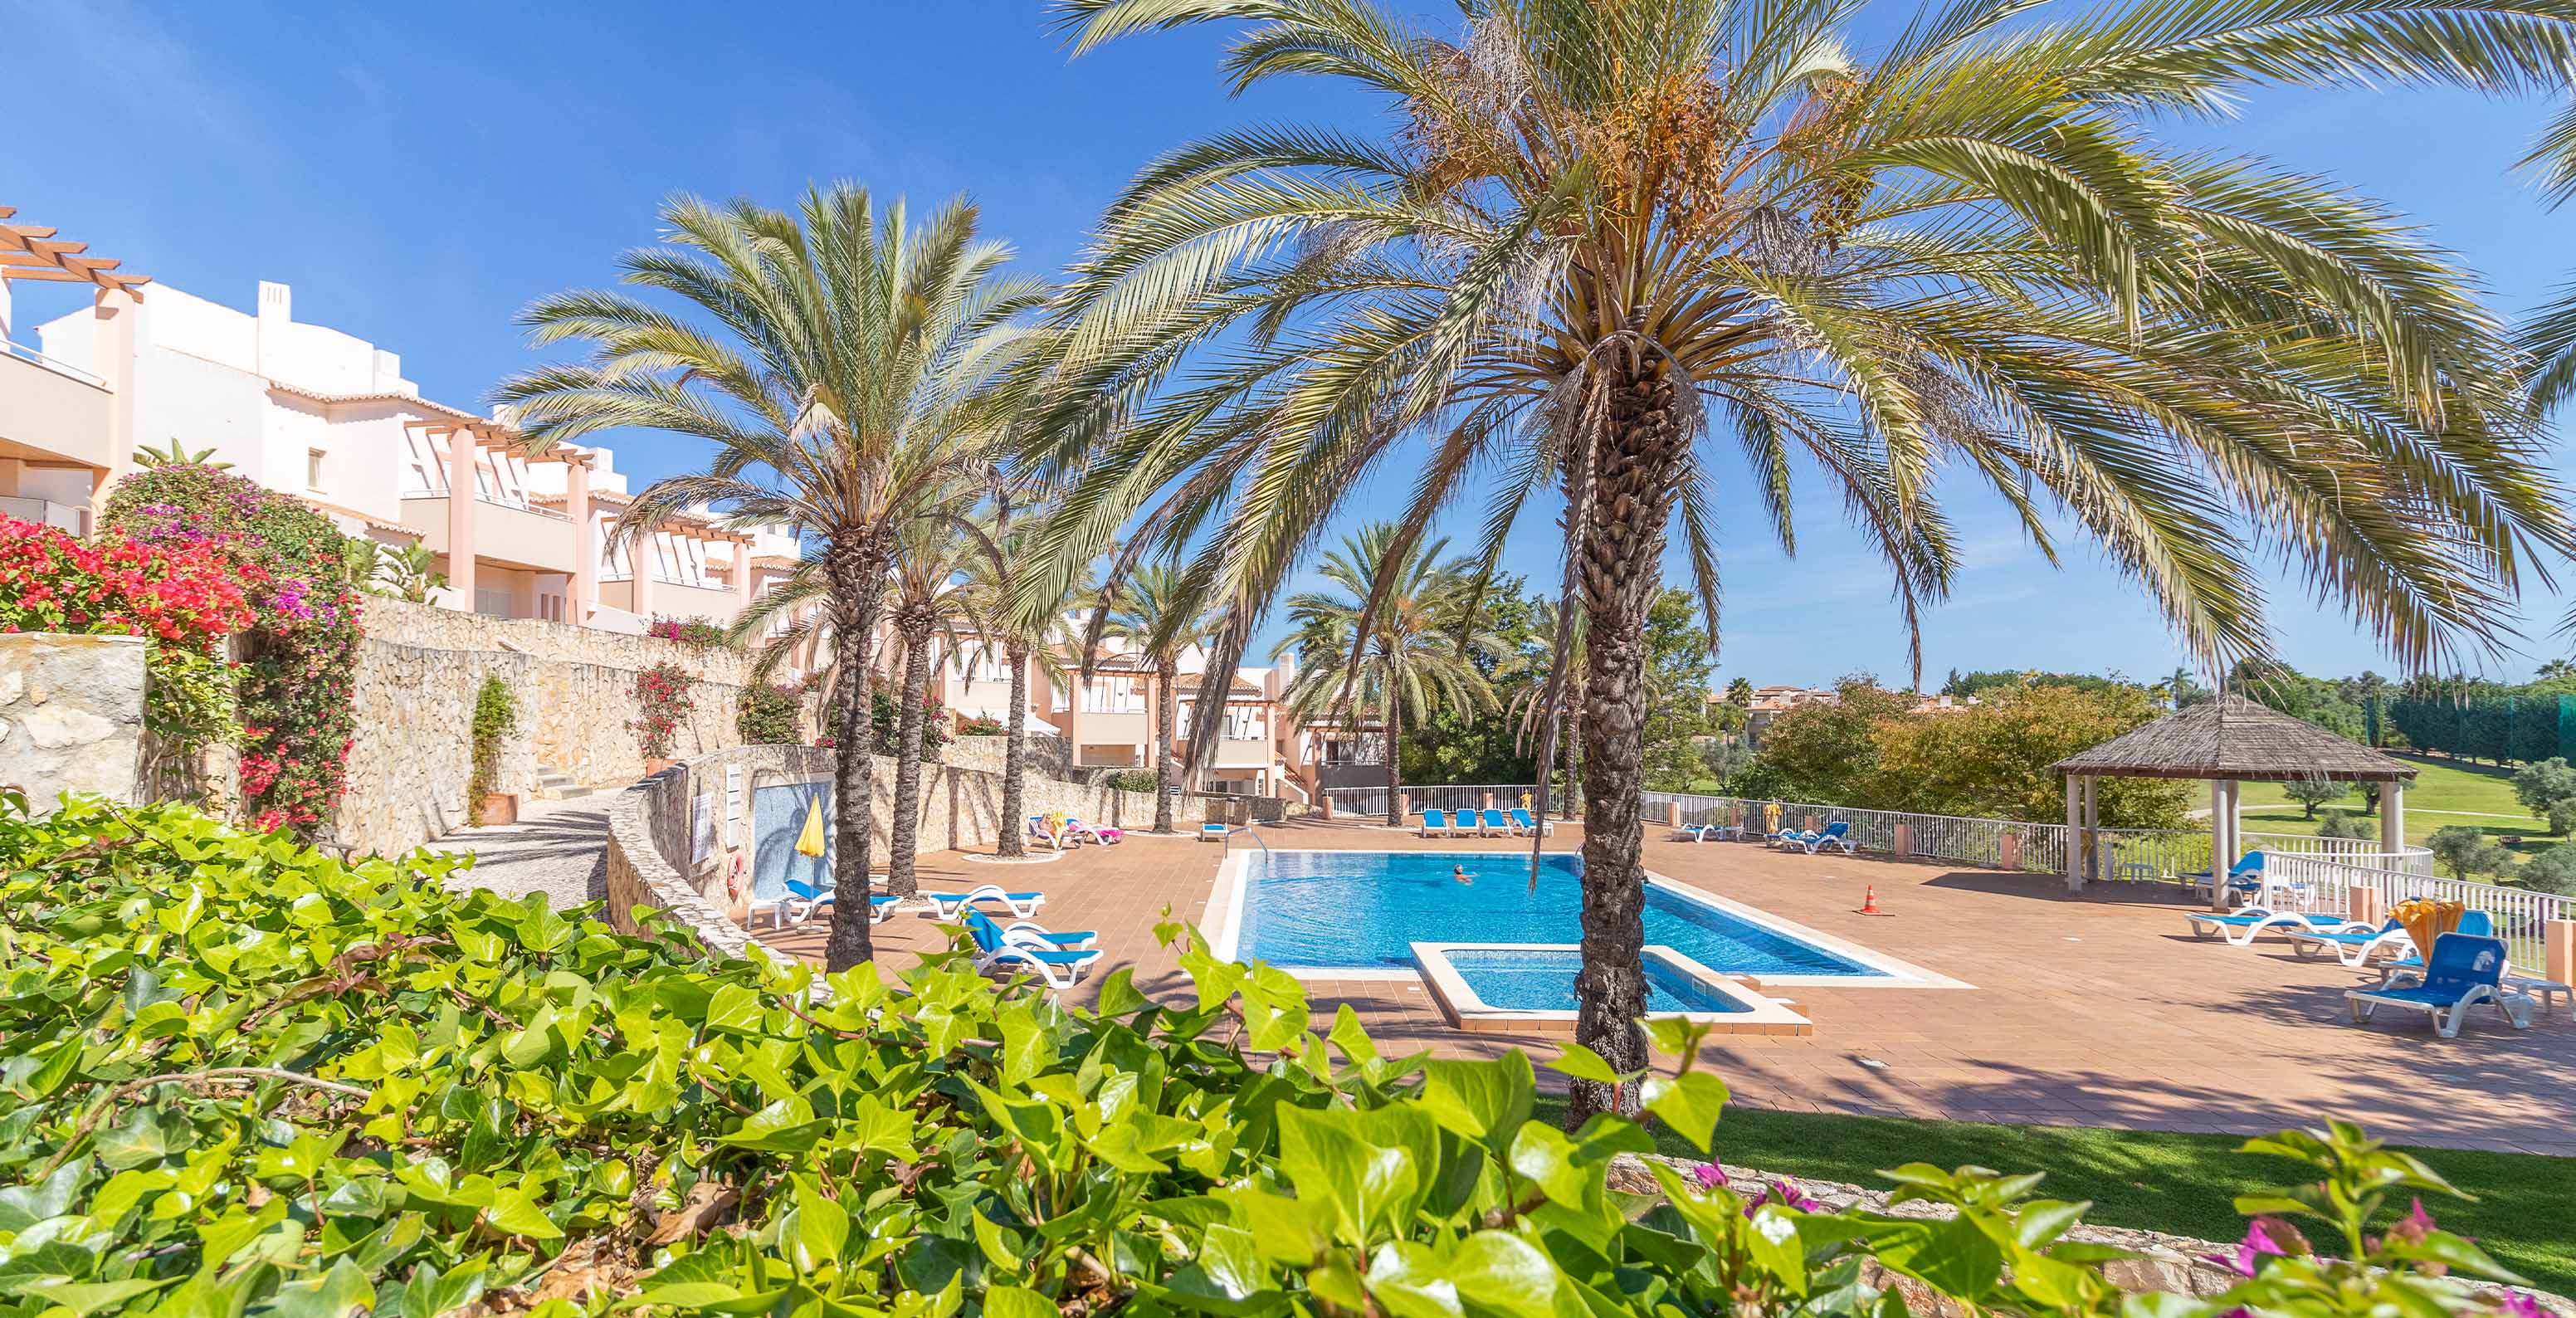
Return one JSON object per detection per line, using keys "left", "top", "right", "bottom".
{"left": 477, "top": 793, "right": 519, "bottom": 826}
{"left": 644, "top": 758, "right": 676, "bottom": 777}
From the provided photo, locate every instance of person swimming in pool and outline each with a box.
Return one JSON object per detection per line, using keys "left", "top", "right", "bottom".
{"left": 1451, "top": 863, "right": 1472, "bottom": 886}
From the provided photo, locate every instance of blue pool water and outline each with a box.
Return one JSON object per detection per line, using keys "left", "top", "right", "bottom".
{"left": 1233, "top": 851, "right": 1886, "bottom": 977}
{"left": 1442, "top": 949, "right": 1752, "bottom": 1013}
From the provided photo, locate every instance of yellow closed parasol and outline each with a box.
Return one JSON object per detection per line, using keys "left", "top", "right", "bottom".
{"left": 2391, "top": 897, "right": 2465, "bottom": 960}
{"left": 795, "top": 795, "right": 827, "bottom": 858}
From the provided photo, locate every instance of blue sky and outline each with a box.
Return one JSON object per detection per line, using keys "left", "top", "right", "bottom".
{"left": 7, "top": 0, "right": 2572, "bottom": 689}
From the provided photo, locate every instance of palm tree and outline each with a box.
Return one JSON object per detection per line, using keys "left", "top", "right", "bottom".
{"left": 131, "top": 439, "right": 230, "bottom": 470}
{"left": 880, "top": 511, "right": 990, "bottom": 895}
{"left": 1277, "top": 525, "right": 1501, "bottom": 825}
{"left": 1039, "top": 0, "right": 2576, "bottom": 1118}
{"left": 961, "top": 498, "right": 1090, "bottom": 858}
{"left": 499, "top": 184, "right": 1045, "bottom": 973}
{"left": 1095, "top": 564, "right": 1209, "bottom": 832}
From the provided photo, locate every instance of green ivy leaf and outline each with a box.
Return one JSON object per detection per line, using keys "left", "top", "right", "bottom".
{"left": 1639, "top": 1071, "right": 1730, "bottom": 1154}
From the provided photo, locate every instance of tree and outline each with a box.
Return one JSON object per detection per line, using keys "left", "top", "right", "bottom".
{"left": 2282, "top": 779, "right": 2352, "bottom": 819}
{"left": 1097, "top": 564, "right": 1211, "bottom": 833}
{"left": 1750, "top": 678, "right": 1915, "bottom": 807}
{"left": 1869, "top": 680, "right": 2191, "bottom": 827}
{"left": 1639, "top": 591, "right": 1716, "bottom": 792}
{"left": 2524, "top": 842, "right": 2576, "bottom": 896}
{"left": 2426, "top": 826, "right": 2509, "bottom": 882}
{"left": 1275, "top": 525, "right": 1500, "bottom": 826}
{"left": 2513, "top": 757, "right": 2576, "bottom": 832}
{"left": 1724, "top": 678, "right": 1754, "bottom": 708}
{"left": 881, "top": 511, "right": 988, "bottom": 896}
{"left": 501, "top": 185, "right": 1045, "bottom": 973}
{"left": 1041, "top": 0, "right": 2576, "bottom": 1119}
{"left": 370, "top": 544, "right": 447, "bottom": 604}
{"left": 963, "top": 493, "right": 1088, "bottom": 860}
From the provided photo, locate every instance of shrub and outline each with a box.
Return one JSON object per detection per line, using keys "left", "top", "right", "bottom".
{"left": 871, "top": 686, "right": 951, "bottom": 756}
{"left": 1104, "top": 768, "right": 1159, "bottom": 793}
{"left": 0, "top": 517, "right": 253, "bottom": 782}
{"left": 2521, "top": 842, "right": 2576, "bottom": 895}
{"left": 632, "top": 660, "right": 695, "bottom": 759}
{"left": 103, "top": 466, "right": 364, "bottom": 836}
{"left": 0, "top": 792, "right": 2535, "bottom": 1318}
{"left": 737, "top": 681, "right": 805, "bottom": 744}
{"left": 2425, "top": 825, "right": 2509, "bottom": 881}
{"left": 646, "top": 614, "right": 729, "bottom": 648}
{"left": 467, "top": 675, "right": 518, "bottom": 824}
{"left": 2511, "top": 757, "right": 2576, "bottom": 831}
{"left": 959, "top": 715, "right": 1007, "bottom": 736}
{"left": 2315, "top": 809, "right": 2375, "bottom": 842}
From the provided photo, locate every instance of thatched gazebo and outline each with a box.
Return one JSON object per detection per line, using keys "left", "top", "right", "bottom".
{"left": 2049, "top": 695, "right": 2418, "bottom": 909}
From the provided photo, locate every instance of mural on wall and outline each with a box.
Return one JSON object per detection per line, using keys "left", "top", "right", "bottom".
{"left": 750, "top": 779, "right": 832, "bottom": 903}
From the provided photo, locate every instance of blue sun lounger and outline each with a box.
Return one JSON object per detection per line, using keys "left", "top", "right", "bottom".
{"left": 2347, "top": 932, "right": 2530, "bottom": 1037}
{"left": 964, "top": 910, "right": 1102, "bottom": 990}
{"left": 1419, "top": 808, "right": 1452, "bottom": 837}
{"left": 1508, "top": 808, "right": 1554, "bottom": 837}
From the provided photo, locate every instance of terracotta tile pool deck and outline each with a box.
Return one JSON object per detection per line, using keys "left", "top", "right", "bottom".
{"left": 753, "top": 819, "right": 2576, "bottom": 1154}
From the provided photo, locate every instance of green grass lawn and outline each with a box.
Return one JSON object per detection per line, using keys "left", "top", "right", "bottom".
{"left": 1534, "top": 1096, "right": 2576, "bottom": 1295}
{"left": 2236, "top": 754, "right": 2564, "bottom": 867}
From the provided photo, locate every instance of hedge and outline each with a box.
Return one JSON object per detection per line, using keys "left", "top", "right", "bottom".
{"left": 0, "top": 792, "right": 2532, "bottom": 1318}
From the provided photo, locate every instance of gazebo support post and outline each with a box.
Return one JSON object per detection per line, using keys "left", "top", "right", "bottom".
{"left": 2209, "top": 779, "right": 2237, "bottom": 912}
{"left": 2071, "top": 772, "right": 2091, "bottom": 885}
{"left": 2380, "top": 779, "right": 2405, "bottom": 864}
{"left": 2064, "top": 773, "right": 2083, "bottom": 891}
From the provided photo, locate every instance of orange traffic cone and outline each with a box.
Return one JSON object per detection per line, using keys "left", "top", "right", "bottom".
{"left": 1856, "top": 885, "right": 1890, "bottom": 916}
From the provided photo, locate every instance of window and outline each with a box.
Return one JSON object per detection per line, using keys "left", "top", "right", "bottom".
{"left": 474, "top": 588, "right": 511, "bottom": 618}
{"left": 306, "top": 448, "right": 326, "bottom": 491}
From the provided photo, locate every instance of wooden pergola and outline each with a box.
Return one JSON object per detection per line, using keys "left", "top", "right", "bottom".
{"left": 2049, "top": 695, "right": 2418, "bottom": 910}
{"left": 0, "top": 206, "right": 151, "bottom": 299}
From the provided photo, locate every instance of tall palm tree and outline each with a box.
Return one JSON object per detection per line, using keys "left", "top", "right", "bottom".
{"left": 1038, "top": 0, "right": 2576, "bottom": 1117}
{"left": 1277, "top": 525, "right": 1502, "bottom": 825}
{"left": 880, "top": 511, "right": 990, "bottom": 895}
{"left": 961, "top": 500, "right": 1090, "bottom": 857}
{"left": 500, "top": 184, "right": 1045, "bottom": 973}
{"left": 1095, "top": 564, "right": 1210, "bottom": 832}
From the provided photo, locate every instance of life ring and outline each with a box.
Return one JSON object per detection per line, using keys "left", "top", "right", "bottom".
{"left": 725, "top": 851, "right": 745, "bottom": 900}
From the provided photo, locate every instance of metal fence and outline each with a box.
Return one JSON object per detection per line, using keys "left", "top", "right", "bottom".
{"left": 1632, "top": 793, "right": 2436, "bottom": 887}
{"left": 2265, "top": 852, "right": 2569, "bottom": 971}
{"left": 1322, "top": 783, "right": 1540, "bottom": 819}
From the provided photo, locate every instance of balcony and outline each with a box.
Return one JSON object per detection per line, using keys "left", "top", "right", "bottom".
{"left": 0, "top": 345, "right": 114, "bottom": 472}
{"left": 0, "top": 495, "right": 84, "bottom": 534}
{"left": 1214, "top": 735, "right": 1274, "bottom": 769}
{"left": 399, "top": 495, "right": 578, "bottom": 573}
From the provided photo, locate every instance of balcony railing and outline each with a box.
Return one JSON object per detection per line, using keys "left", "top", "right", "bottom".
{"left": 0, "top": 495, "right": 84, "bottom": 534}
{"left": 0, "top": 337, "right": 108, "bottom": 389}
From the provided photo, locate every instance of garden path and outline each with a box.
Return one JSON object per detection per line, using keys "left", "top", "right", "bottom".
{"left": 427, "top": 795, "right": 612, "bottom": 909}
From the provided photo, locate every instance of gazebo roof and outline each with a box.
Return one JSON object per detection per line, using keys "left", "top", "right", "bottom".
{"left": 2050, "top": 695, "right": 2417, "bottom": 783}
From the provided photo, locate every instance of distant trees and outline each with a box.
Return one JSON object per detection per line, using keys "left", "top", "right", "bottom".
{"left": 2511, "top": 758, "right": 2576, "bottom": 832}
{"left": 1748, "top": 676, "right": 2189, "bottom": 827}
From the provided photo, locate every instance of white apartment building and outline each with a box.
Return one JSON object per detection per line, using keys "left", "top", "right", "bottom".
{"left": 4, "top": 204, "right": 798, "bottom": 632}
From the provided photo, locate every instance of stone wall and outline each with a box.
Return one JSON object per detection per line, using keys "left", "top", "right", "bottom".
{"left": 335, "top": 598, "right": 780, "bottom": 857}
{"left": 0, "top": 633, "right": 146, "bottom": 811}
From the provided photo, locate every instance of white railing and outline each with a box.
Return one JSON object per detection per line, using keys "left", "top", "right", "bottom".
{"left": 2264, "top": 852, "right": 2567, "bottom": 971}
{"left": 2243, "top": 830, "right": 2436, "bottom": 876}
{"left": 1632, "top": 793, "right": 2437, "bottom": 888}
{"left": 1324, "top": 783, "right": 1539, "bottom": 819}
{"left": 1, "top": 336, "right": 109, "bottom": 389}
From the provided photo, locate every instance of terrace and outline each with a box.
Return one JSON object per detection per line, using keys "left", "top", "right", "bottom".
{"left": 754, "top": 817, "right": 2576, "bottom": 1154}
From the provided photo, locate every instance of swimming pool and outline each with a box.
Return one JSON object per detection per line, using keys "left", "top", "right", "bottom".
{"left": 1221, "top": 850, "right": 1903, "bottom": 980}
{"left": 1440, "top": 948, "right": 1752, "bottom": 1012}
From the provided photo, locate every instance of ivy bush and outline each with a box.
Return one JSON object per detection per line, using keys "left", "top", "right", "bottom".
{"left": 103, "top": 466, "right": 365, "bottom": 837}
{"left": 468, "top": 676, "right": 520, "bottom": 825}
{"left": 0, "top": 793, "right": 2539, "bottom": 1318}
{"left": 737, "top": 681, "right": 805, "bottom": 744}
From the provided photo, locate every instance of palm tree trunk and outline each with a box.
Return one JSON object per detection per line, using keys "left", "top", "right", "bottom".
{"left": 823, "top": 547, "right": 886, "bottom": 973}
{"left": 886, "top": 620, "right": 934, "bottom": 895}
{"left": 1383, "top": 696, "right": 1403, "bottom": 827}
{"left": 998, "top": 642, "right": 1030, "bottom": 858}
{"left": 1568, "top": 352, "right": 1688, "bottom": 1125}
{"left": 1154, "top": 660, "right": 1178, "bottom": 833}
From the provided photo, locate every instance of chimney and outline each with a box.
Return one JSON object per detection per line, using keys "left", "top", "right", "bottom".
{"left": 255, "top": 281, "right": 293, "bottom": 380}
